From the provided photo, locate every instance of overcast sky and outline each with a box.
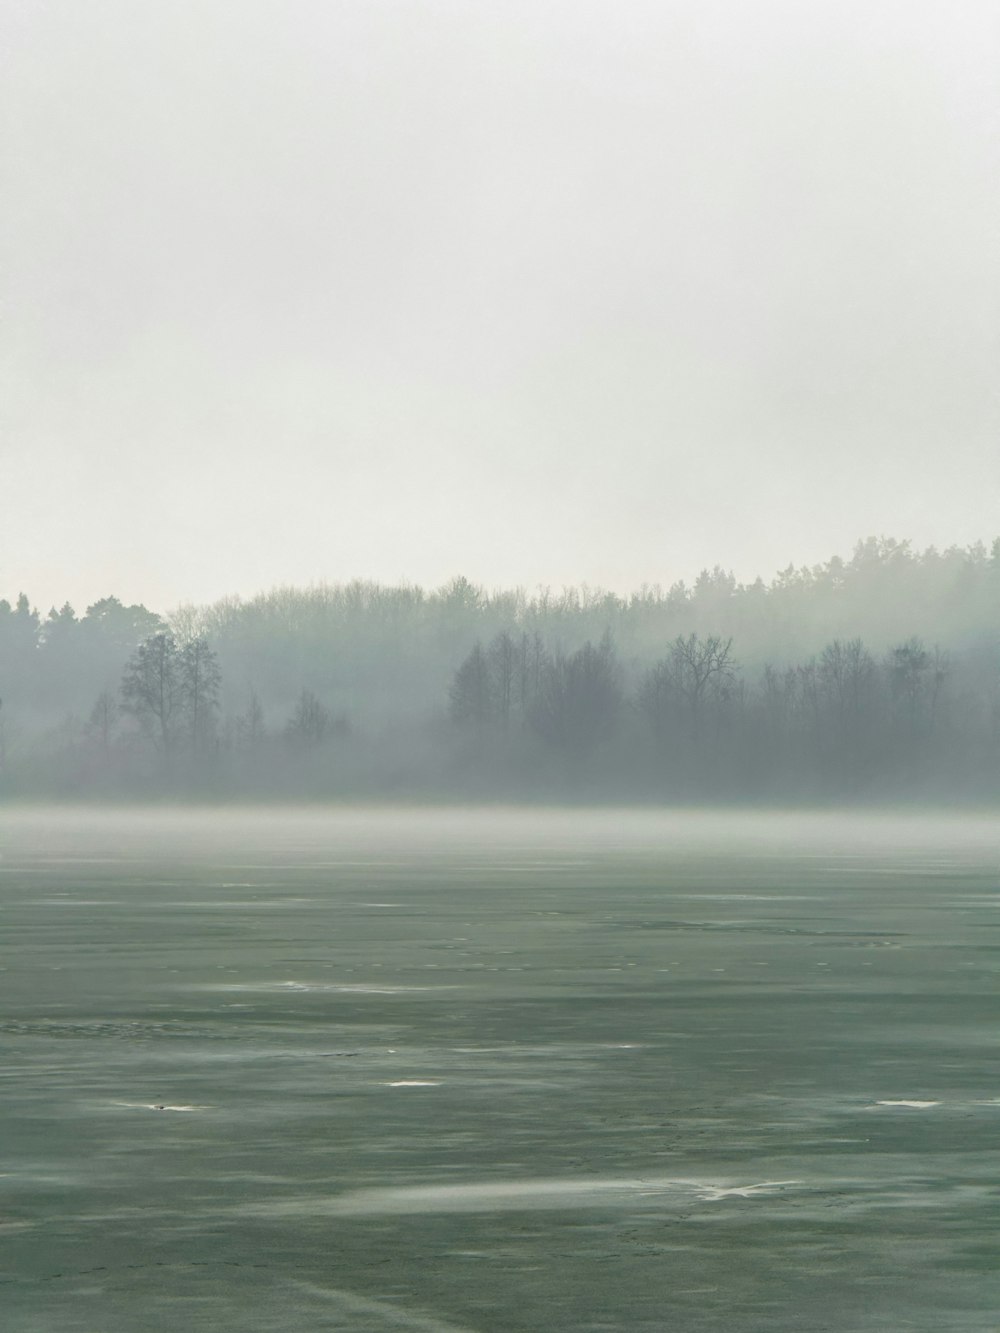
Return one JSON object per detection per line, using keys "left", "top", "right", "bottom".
{"left": 3, "top": 0, "right": 997, "bottom": 614}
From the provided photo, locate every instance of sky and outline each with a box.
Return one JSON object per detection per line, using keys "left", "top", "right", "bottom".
{"left": 3, "top": 0, "right": 997, "bottom": 615}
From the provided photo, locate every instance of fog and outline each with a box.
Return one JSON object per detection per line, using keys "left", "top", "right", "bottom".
{"left": 1, "top": 537, "right": 999, "bottom": 801}
{"left": 4, "top": 0, "right": 998, "bottom": 611}
{"left": 5, "top": 803, "right": 999, "bottom": 862}
{"left": 5, "top": 14, "right": 998, "bottom": 1321}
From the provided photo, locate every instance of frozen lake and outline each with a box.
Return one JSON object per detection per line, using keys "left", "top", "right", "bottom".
{"left": 3, "top": 807, "right": 1000, "bottom": 1330}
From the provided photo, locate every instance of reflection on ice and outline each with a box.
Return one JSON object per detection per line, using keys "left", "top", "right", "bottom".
{"left": 251, "top": 1176, "right": 801, "bottom": 1216}
{"left": 110, "top": 1102, "right": 208, "bottom": 1112}
{"left": 871, "top": 1100, "right": 941, "bottom": 1109}
{"left": 199, "top": 981, "right": 462, "bottom": 994}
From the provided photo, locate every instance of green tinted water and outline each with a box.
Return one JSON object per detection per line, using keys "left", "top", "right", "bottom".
{"left": 2, "top": 809, "right": 999, "bottom": 1331}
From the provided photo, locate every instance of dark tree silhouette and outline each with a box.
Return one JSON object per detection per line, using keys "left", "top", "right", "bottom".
{"left": 531, "top": 634, "right": 622, "bottom": 758}
{"left": 449, "top": 643, "right": 493, "bottom": 729}
{"left": 121, "top": 633, "right": 184, "bottom": 753}
{"left": 640, "top": 634, "right": 736, "bottom": 743}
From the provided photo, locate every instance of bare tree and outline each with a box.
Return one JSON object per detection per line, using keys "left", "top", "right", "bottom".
{"left": 666, "top": 634, "right": 736, "bottom": 735}
{"left": 180, "top": 637, "right": 221, "bottom": 753}
{"left": 887, "top": 638, "right": 950, "bottom": 739}
{"left": 819, "top": 638, "right": 878, "bottom": 728}
{"left": 489, "top": 632, "right": 517, "bottom": 730}
{"left": 121, "top": 633, "right": 184, "bottom": 753}
{"left": 120, "top": 632, "right": 221, "bottom": 761}
{"left": 811, "top": 638, "right": 880, "bottom": 784}
{"left": 515, "top": 631, "right": 547, "bottom": 727}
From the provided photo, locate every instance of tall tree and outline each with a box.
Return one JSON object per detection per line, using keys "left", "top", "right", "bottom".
{"left": 531, "top": 634, "right": 622, "bottom": 758}
{"left": 489, "top": 632, "right": 517, "bottom": 731}
{"left": 642, "top": 634, "right": 736, "bottom": 741}
{"left": 121, "top": 633, "right": 184, "bottom": 753}
{"left": 180, "top": 637, "right": 221, "bottom": 753}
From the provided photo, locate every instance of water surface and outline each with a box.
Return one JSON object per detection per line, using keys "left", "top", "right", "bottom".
{"left": 3, "top": 808, "right": 999, "bottom": 1330}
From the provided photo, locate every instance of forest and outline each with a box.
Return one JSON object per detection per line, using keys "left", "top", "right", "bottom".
{"left": 2, "top": 536, "right": 999, "bottom": 802}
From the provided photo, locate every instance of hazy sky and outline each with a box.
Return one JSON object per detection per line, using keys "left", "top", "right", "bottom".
{"left": 3, "top": 0, "right": 997, "bottom": 614}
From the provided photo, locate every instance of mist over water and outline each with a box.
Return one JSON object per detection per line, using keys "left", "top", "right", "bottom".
{"left": 3, "top": 802, "right": 1000, "bottom": 860}
{"left": 4, "top": 806, "right": 1000, "bottom": 1330}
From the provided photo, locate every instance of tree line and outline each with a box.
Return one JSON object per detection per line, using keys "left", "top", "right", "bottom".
{"left": 444, "top": 629, "right": 981, "bottom": 799}
{"left": 1, "top": 536, "right": 998, "bottom": 799}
